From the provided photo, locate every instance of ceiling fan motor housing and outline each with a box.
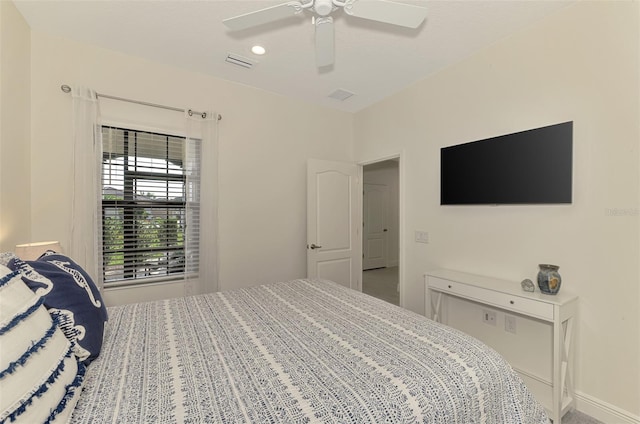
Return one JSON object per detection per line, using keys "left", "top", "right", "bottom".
{"left": 313, "top": 0, "right": 334, "bottom": 16}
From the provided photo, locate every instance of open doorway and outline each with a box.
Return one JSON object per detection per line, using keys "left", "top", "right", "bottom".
{"left": 361, "top": 159, "right": 400, "bottom": 306}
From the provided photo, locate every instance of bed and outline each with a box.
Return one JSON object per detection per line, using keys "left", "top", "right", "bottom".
{"left": 68, "top": 278, "right": 549, "bottom": 423}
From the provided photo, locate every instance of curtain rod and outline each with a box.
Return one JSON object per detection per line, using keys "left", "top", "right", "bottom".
{"left": 60, "top": 84, "right": 221, "bottom": 121}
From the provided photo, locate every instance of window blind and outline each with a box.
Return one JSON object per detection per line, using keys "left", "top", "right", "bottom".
{"left": 101, "top": 126, "right": 199, "bottom": 286}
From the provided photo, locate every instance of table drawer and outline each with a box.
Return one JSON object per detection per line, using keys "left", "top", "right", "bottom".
{"left": 428, "top": 276, "right": 554, "bottom": 320}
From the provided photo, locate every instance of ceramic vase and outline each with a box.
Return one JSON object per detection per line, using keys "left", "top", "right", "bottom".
{"left": 537, "top": 264, "right": 561, "bottom": 295}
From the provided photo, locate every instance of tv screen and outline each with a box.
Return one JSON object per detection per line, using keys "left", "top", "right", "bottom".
{"left": 441, "top": 122, "right": 573, "bottom": 205}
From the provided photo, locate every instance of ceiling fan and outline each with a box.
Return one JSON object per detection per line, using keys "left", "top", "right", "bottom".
{"left": 223, "top": 0, "right": 428, "bottom": 67}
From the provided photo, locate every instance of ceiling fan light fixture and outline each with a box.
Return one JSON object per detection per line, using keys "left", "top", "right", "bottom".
{"left": 314, "top": 0, "right": 334, "bottom": 16}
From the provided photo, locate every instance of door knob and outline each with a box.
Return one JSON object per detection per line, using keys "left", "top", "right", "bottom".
{"left": 309, "top": 243, "right": 322, "bottom": 250}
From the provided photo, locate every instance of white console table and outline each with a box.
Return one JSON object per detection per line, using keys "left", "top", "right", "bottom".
{"left": 424, "top": 269, "right": 578, "bottom": 424}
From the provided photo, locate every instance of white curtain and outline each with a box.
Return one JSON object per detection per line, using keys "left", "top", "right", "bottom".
{"left": 70, "top": 87, "right": 103, "bottom": 290}
{"left": 184, "top": 111, "right": 219, "bottom": 294}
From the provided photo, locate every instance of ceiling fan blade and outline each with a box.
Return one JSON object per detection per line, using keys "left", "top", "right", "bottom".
{"left": 344, "top": 0, "right": 427, "bottom": 29}
{"left": 223, "top": 2, "right": 303, "bottom": 31}
{"left": 315, "top": 17, "right": 335, "bottom": 67}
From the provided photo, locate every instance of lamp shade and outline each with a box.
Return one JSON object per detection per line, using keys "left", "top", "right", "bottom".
{"left": 15, "top": 241, "right": 62, "bottom": 261}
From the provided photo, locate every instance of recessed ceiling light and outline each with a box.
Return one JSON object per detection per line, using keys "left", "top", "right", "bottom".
{"left": 251, "top": 45, "right": 266, "bottom": 55}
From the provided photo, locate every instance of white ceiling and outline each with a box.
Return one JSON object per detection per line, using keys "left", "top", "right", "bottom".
{"left": 14, "top": 0, "right": 574, "bottom": 113}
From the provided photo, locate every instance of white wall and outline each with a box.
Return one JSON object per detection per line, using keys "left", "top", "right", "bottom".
{"left": 28, "top": 31, "right": 354, "bottom": 302}
{"left": 354, "top": 1, "right": 639, "bottom": 420}
{"left": 0, "top": 1, "right": 31, "bottom": 251}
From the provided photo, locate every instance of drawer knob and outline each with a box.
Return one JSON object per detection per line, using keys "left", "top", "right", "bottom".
{"left": 510, "top": 300, "right": 515, "bottom": 305}
{"left": 448, "top": 285, "right": 452, "bottom": 289}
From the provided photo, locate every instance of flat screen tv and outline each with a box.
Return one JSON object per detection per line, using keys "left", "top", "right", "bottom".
{"left": 441, "top": 121, "right": 572, "bottom": 205}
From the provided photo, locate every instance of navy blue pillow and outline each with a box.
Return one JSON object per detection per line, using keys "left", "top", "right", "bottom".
{"left": 8, "top": 252, "right": 108, "bottom": 363}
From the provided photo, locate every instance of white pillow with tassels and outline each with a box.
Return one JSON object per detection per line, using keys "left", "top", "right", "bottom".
{"left": 0, "top": 264, "right": 85, "bottom": 423}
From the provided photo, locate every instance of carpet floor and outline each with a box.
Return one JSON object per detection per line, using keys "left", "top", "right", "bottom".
{"left": 560, "top": 410, "right": 603, "bottom": 424}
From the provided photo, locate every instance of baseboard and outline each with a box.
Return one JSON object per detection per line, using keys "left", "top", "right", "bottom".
{"left": 574, "top": 391, "right": 639, "bottom": 424}
{"left": 514, "top": 367, "right": 639, "bottom": 424}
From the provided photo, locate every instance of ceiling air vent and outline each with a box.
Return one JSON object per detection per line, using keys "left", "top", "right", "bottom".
{"left": 328, "top": 88, "right": 354, "bottom": 101}
{"left": 225, "top": 53, "right": 255, "bottom": 69}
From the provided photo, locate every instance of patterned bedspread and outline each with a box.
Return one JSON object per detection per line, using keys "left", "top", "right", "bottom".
{"left": 71, "top": 279, "right": 549, "bottom": 423}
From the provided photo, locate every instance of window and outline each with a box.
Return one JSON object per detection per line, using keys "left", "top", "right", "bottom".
{"left": 101, "top": 126, "right": 198, "bottom": 286}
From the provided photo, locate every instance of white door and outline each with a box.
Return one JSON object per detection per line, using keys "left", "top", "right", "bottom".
{"left": 307, "top": 159, "right": 360, "bottom": 290}
{"left": 363, "top": 183, "right": 388, "bottom": 270}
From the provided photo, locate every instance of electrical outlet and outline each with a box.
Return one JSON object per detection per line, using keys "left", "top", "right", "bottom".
{"left": 505, "top": 315, "right": 517, "bottom": 334}
{"left": 415, "top": 230, "right": 429, "bottom": 244}
{"left": 482, "top": 309, "right": 497, "bottom": 326}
